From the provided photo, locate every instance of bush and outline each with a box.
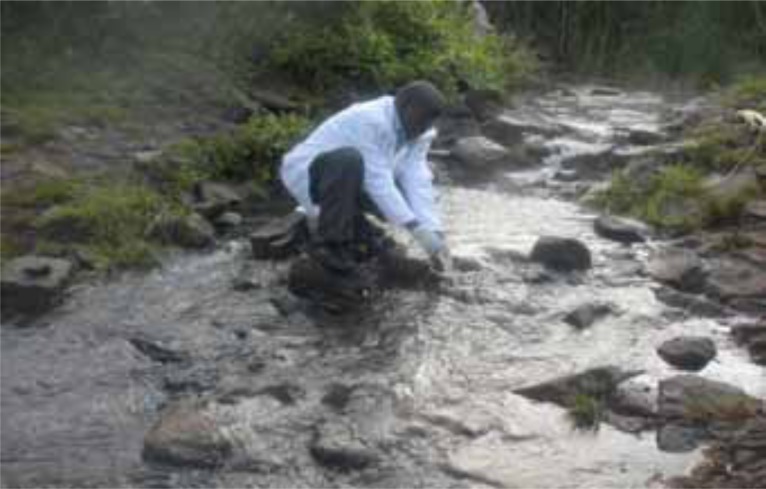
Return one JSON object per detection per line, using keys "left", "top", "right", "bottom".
{"left": 268, "top": 1, "right": 534, "bottom": 96}
{"left": 567, "top": 393, "right": 603, "bottom": 431}
{"left": 161, "top": 113, "right": 311, "bottom": 191}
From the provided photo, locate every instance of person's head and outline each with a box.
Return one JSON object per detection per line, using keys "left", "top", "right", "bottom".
{"left": 395, "top": 80, "right": 445, "bottom": 141}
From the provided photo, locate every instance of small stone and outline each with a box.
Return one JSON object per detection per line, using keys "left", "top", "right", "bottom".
{"left": 563, "top": 303, "right": 614, "bottom": 329}
{"left": 529, "top": 236, "right": 592, "bottom": 272}
{"left": 657, "top": 336, "right": 717, "bottom": 371}
{"left": 1, "top": 255, "right": 73, "bottom": 316}
{"left": 594, "top": 215, "right": 649, "bottom": 244}
{"left": 309, "top": 420, "right": 378, "bottom": 471}
{"left": 142, "top": 402, "right": 231, "bottom": 468}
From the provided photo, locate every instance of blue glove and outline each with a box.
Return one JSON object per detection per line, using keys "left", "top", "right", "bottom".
{"left": 410, "top": 225, "right": 445, "bottom": 257}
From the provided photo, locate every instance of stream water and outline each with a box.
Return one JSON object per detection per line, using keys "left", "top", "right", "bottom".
{"left": 2, "top": 85, "right": 763, "bottom": 488}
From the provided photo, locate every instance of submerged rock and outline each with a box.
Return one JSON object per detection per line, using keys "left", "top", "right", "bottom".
{"left": 1, "top": 255, "right": 73, "bottom": 316}
{"left": 309, "top": 419, "right": 379, "bottom": 471}
{"left": 657, "top": 336, "right": 717, "bottom": 371}
{"left": 594, "top": 215, "right": 649, "bottom": 244}
{"left": 142, "top": 402, "right": 231, "bottom": 468}
{"left": 529, "top": 236, "right": 592, "bottom": 272}
{"left": 563, "top": 302, "right": 614, "bottom": 329}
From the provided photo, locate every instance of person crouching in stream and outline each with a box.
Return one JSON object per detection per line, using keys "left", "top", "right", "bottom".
{"left": 280, "top": 80, "right": 452, "bottom": 305}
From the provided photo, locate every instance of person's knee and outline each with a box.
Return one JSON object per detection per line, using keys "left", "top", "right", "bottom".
{"left": 331, "top": 147, "right": 364, "bottom": 178}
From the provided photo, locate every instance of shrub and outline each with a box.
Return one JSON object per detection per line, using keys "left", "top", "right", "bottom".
{"left": 268, "top": 1, "right": 534, "bottom": 96}
{"left": 567, "top": 393, "right": 603, "bottom": 431}
{"left": 726, "top": 75, "right": 766, "bottom": 111}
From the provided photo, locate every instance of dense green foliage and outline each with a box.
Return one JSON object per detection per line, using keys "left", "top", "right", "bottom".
{"left": 489, "top": 1, "right": 766, "bottom": 83}
{"left": 268, "top": 1, "right": 534, "bottom": 95}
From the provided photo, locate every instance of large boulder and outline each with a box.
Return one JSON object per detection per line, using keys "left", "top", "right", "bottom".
{"left": 147, "top": 212, "right": 215, "bottom": 249}
{"left": 594, "top": 215, "right": 649, "bottom": 244}
{"left": 704, "top": 257, "right": 766, "bottom": 302}
{"left": 646, "top": 248, "right": 707, "bottom": 293}
{"left": 657, "top": 375, "right": 760, "bottom": 422}
{"left": 731, "top": 322, "right": 766, "bottom": 366}
{"left": 656, "top": 336, "right": 717, "bottom": 371}
{"left": 1, "top": 255, "right": 73, "bottom": 316}
{"left": 529, "top": 236, "right": 592, "bottom": 272}
{"left": 434, "top": 105, "right": 481, "bottom": 148}
{"left": 142, "top": 402, "right": 231, "bottom": 468}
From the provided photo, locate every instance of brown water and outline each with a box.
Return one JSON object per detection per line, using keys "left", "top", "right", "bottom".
{"left": 2, "top": 85, "right": 763, "bottom": 488}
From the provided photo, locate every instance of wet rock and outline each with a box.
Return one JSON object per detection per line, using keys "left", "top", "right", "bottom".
{"left": 514, "top": 366, "right": 642, "bottom": 406}
{"left": 147, "top": 212, "right": 215, "bottom": 249}
{"left": 653, "top": 286, "right": 728, "bottom": 317}
{"left": 604, "top": 411, "right": 655, "bottom": 433}
{"left": 463, "top": 89, "right": 505, "bottom": 121}
{"left": 657, "top": 336, "right": 717, "bottom": 371}
{"left": 563, "top": 302, "right": 614, "bottom": 329}
{"left": 590, "top": 86, "right": 622, "bottom": 96}
{"left": 258, "top": 383, "right": 305, "bottom": 406}
{"left": 143, "top": 401, "right": 231, "bottom": 468}
{"left": 561, "top": 150, "right": 626, "bottom": 180}
{"left": 657, "top": 375, "right": 759, "bottom": 422}
{"left": 612, "top": 377, "right": 658, "bottom": 418}
{"left": 704, "top": 166, "right": 759, "bottom": 209}
{"left": 250, "top": 211, "right": 307, "bottom": 260}
{"left": 309, "top": 419, "right": 378, "bottom": 471}
{"left": 616, "top": 127, "right": 666, "bottom": 146}
{"left": 647, "top": 248, "right": 706, "bottom": 293}
{"left": 192, "top": 181, "right": 242, "bottom": 219}
{"left": 481, "top": 116, "right": 524, "bottom": 147}
{"left": 743, "top": 199, "right": 766, "bottom": 224}
{"left": 488, "top": 113, "right": 562, "bottom": 138}
{"left": 529, "top": 236, "right": 592, "bottom": 272}
{"left": 129, "top": 335, "right": 188, "bottom": 363}
{"left": 657, "top": 423, "right": 706, "bottom": 453}
{"left": 746, "top": 336, "right": 766, "bottom": 365}
{"left": 163, "top": 366, "right": 219, "bottom": 394}
{"left": 594, "top": 215, "right": 649, "bottom": 244}
{"left": 553, "top": 168, "right": 579, "bottom": 182}
{"left": 434, "top": 105, "right": 481, "bottom": 148}
{"left": 288, "top": 256, "right": 372, "bottom": 314}
{"left": 214, "top": 211, "right": 243, "bottom": 230}
{"left": 1, "top": 255, "right": 73, "bottom": 316}
{"left": 704, "top": 257, "right": 766, "bottom": 302}
{"left": 322, "top": 383, "right": 355, "bottom": 412}
{"left": 451, "top": 136, "right": 511, "bottom": 169}
{"left": 731, "top": 322, "right": 766, "bottom": 346}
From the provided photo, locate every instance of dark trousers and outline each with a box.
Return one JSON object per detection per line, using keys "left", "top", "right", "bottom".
{"left": 309, "top": 147, "right": 381, "bottom": 245}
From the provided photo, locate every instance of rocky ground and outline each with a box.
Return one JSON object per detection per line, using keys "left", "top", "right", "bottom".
{"left": 2, "top": 83, "right": 765, "bottom": 488}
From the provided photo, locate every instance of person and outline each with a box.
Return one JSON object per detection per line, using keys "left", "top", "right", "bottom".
{"left": 280, "top": 80, "right": 451, "bottom": 275}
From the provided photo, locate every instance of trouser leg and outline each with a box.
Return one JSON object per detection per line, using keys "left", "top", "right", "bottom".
{"left": 309, "top": 147, "right": 365, "bottom": 245}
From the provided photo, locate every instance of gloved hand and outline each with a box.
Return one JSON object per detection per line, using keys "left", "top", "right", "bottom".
{"left": 410, "top": 225, "right": 445, "bottom": 257}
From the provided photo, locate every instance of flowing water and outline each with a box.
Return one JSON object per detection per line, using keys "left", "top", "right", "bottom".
{"left": 2, "top": 85, "right": 763, "bottom": 488}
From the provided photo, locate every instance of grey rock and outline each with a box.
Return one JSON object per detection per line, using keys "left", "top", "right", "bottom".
{"left": 133, "top": 150, "right": 163, "bottom": 166}
{"left": 488, "top": 113, "right": 562, "bottom": 138}
{"left": 658, "top": 375, "right": 759, "bottom": 421}
{"left": 250, "top": 88, "right": 299, "bottom": 112}
{"left": 563, "top": 303, "right": 614, "bottom": 329}
{"left": 647, "top": 248, "right": 707, "bottom": 293}
{"left": 142, "top": 402, "right": 231, "bottom": 468}
{"left": 214, "top": 212, "right": 243, "bottom": 229}
{"left": 147, "top": 212, "right": 215, "bottom": 249}
{"left": 590, "top": 86, "right": 622, "bottom": 96}
{"left": 129, "top": 335, "right": 188, "bottom": 363}
{"left": 451, "top": 136, "right": 511, "bottom": 169}
{"left": 1, "top": 255, "right": 73, "bottom": 316}
{"left": 529, "top": 236, "right": 592, "bottom": 272}
{"left": 481, "top": 116, "right": 524, "bottom": 147}
{"left": 434, "top": 105, "right": 481, "bottom": 148}
{"left": 653, "top": 286, "right": 728, "bottom": 317}
{"left": 463, "top": 89, "right": 505, "bottom": 121}
{"left": 705, "top": 257, "right": 766, "bottom": 301}
{"left": 514, "top": 366, "right": 642, "bottom": 406}
{"left": 193, "top": 181, "right": 243, "bottom": 219}
{"left": 731, "top": 322, "right": 766, "bottom": 346}
{"left": 309, "top": 420, "right": 378, "bottom": 471}
{"left": 594, "top": 215, "right": 649, "bottom": 244}
{"left": 250, "top": 211, "right": 307, "bottom": 260}
{"left": 616, "top": 127, "right": 666, "bottom": 146}
{"left": 561, "top": 150, "right": 627, "bottom": 180}
{"left": 553, "top": 169, "right": 579, "bottom": 182}
{"left": 657, "top": 336, "right": 717, "bottom": 371}
{"left": 657, "top": 423, "right": 706, "bottom": 453}
{"left": 612, "top": 377, "right": 658, "bottom": 418}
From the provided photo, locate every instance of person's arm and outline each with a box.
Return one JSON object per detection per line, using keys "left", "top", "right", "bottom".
{"left": 396, "top": 129, "right": 442, "bottom": 232}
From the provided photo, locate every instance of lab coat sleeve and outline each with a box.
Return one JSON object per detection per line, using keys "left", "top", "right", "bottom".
{"left": 396, "top": 131, "right": 442, "bottom": 231}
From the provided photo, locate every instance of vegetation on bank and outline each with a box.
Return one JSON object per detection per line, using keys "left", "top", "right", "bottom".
{"left": 592, "top": 76, "right": 766, "bottom": 234}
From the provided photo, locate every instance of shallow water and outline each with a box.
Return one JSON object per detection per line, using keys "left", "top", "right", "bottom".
{"left": 2, "top": 85, "right": 763, "bottom": 488}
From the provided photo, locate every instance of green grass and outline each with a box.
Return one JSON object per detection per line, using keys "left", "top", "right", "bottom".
{"left": 567, "top": 393, "right": 604, "bottom": 431}
{"left": 726, "top": 75, "right": 766, "bottom": 111}
{"left": 33, "top": 183, "right": 174, "bottom": 269}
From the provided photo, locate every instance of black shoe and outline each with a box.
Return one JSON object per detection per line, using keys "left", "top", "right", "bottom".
{"left": 354, "top": 219, "right": 397, "bottom": 262}
{"left": 308, "top": 243, "right": 356, "bottom": 275}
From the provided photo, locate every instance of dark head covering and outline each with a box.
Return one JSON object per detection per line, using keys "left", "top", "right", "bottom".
{"left": 395, "top": 81, "right": 446, "bottom": 140}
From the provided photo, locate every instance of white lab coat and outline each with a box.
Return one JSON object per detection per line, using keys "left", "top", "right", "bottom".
{"left": 280, "top": 95, "right": 441, "bottom": 231}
